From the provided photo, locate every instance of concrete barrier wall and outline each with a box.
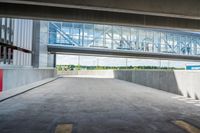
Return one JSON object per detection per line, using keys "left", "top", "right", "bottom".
{"left": 57, "top": 70, "right": 114, "bottom": 78}
{"left": 114, "top": 70, "right": 200, "bottom": 99}
{"left": 3, "top": 68, "right": 56, "bottom": 91}
{"left": 58, "top": 69, "right": 200, "bottom": 99}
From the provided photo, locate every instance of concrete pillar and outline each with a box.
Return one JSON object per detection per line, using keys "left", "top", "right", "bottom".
{"left": 31, "top": 20, "right": 40, "bottom": 68}
{"left": 32, "top": 20, "right": 55, "bottom": 68}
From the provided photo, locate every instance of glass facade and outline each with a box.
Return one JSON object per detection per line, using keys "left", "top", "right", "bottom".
{"left": 48, "top": 21, "right": 200, "bottom": 56}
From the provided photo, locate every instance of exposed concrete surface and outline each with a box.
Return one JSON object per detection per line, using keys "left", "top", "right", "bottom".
{"left": 2, "top": 68, "right": 56, "bottom": 91}
{"left": 114, "top": 70, "right": 200, "bottom": 100}
{"left": 58, "top": 70, "right": 114, "bottom": 78}
{"left": 0, "top": 77, "right": 58, "bottom": 102}
{"left": 1, "top": 0, "right": 200, "bottom": 19}
{"left": 0, "top": 77, "right": 200, "bottom": 133}
{"left": 2, "top": 3, "right": 200, "bottom": 31}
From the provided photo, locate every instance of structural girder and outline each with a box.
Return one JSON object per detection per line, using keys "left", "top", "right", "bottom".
{"left": 0, "top": 1, "right": 200, "bottom": 31}
{"left": 1, "top": 0, "right": 200, "bottom": 20}
{"left": 48, "top": 45, "right": 200, "bottom": 61}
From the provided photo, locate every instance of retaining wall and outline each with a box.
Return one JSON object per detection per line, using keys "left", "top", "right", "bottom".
{"left": 57, "top": 70, "right": 114, "bottom": 78}
{"left": 2, "top": 67, "right": 56, "bottom": 91}
{"left": 114, "top": 70, "right": 200, "bottom": 99}
{"left": 57, "top": 70, "right": 200, "bottom": 99}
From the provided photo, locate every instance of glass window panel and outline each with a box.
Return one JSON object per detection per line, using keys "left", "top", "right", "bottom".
{"left": 113, "top": 26, "right": 121, "bottom": 40}
{"left": 94, "top": 39, "right": 104, "bottom": 46}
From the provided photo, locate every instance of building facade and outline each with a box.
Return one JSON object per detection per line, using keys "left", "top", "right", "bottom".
{"left": 0, "top": 18, "right": 55, "bottom": 92}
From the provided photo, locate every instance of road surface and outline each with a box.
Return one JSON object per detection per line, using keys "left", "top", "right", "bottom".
{"left": 0, "top": 77, "right": 200, "bottom": 133}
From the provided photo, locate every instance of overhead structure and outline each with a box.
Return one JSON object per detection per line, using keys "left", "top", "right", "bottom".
{"left": 48, "top": 21, "right": 200, "bottom": 61}
{"left": 1, "top": 0, "right": 200, "bottom": 30}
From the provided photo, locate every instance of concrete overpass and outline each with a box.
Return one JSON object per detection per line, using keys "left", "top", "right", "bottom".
{"left": 1, "top": 0, "right": 200, "bottom": 31}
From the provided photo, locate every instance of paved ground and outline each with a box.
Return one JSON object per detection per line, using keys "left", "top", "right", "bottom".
{"left": 0, "top": 77, "right": 200, "bottom": 133}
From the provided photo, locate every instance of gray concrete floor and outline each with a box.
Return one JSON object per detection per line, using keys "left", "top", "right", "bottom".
{"left": 0, "top": 77, "right": 200, "bottom": 133}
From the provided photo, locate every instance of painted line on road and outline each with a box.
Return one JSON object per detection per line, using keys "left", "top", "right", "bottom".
{"left": 173, "top": 120, "right": 200, "bottom": 133}
{"left": 55, "top": 124, "right": 73, "bottom": 133}
{"left": 0, "top": 77, "right": 60, "bottom": 103}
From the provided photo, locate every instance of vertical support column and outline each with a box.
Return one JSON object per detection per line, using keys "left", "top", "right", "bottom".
{"left": 193, "top": 38, "right": 197, "bottom": 55}
{"left": 53, "top": 54, "right": 56, "bottom": 67}
{"left": 0, "top": 69, "right": 3, "bottom": 92}
{"left": 0, "top": 18, "right": 2, "bottom": 63}
{"left": 172, "top": 34, "right": 175, "bottom": 53}
{"left": 136, "top": 29, "right": 139, "bottom": 51}
{"left": 0, "top": 18, "right": 2, "bottom": 42}
{"left": 4, "top": 18, "right": 7, "bottom": 44}
{"left": 130, "top": 27, "right": 132, "bottom": 50}
{"left": 8, "top": 18, "right": 12, "bottom": 64}
{"left": 92, "top": 24, "right": 94, "bottom": 47}
{"left": 82, "top": 24, "right": 84, "bottom": 47}
{"left": 103, "top": 25, "right": 105, "bottom": 47}
{"left": 152, "top": 31, "right": 155, "bottom": 52}
{"left": 158, "top": 32, "right": 161, "bottom": 53}
{"left": 165, "top": 34, "right": 168, "bottom": 52}
{"left": 111, "top": 26, "right": 114, "bottom": 49}
{"left": 31, "top": 20, "right": 40, "bottom": 68}
{"left": 3, "top": 47, "right": 7, "bottom": 64}
{"left": 8, "top": 18, "right": 12, "bottom": 44}
{"left": 8, "top": 48, "right": 11, "bottom": 64}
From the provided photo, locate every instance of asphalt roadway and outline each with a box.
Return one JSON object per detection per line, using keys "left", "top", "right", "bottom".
{"left": 0, "top": 77, "right": 200, "bottom": 133}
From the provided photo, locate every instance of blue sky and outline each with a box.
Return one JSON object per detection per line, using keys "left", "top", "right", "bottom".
{"left": 57, "top": 55, "right": 200, "bottom": 68}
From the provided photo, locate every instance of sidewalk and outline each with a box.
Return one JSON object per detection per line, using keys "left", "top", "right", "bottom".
{"left": 0, "top": 77, "right": 59, "bottom": 102}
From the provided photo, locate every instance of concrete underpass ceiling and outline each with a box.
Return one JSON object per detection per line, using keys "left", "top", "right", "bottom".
{"left": 1, "top": 0, "right": 200, "bottom": 31}
{"left": 1, "top": 0, "right": 200, "bottom": 20}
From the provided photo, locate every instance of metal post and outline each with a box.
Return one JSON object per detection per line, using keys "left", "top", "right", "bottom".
{"left": 0, "top": 46, "right": 2, "bottom": 63}
{"left": 93, "top": 24, "right": 95, "bottom": 47}
{"left": 82, "top": 24, "right": 84, "bottom": 47}
{"left": 3, "top": 47, "right": 7, "bottom": 64}
{"left": 4, "top": 18, "right": 7, "bottom": 43}
{"left": 159, "top": 59, "right": 161, "bottom": 69}
{"left": 0, "top": 18, "right": 2, "bottom": 42}
{"left": 103, "top": 25, "right": 105, "bottom": 47}
{"left": 9, "top": 18, "right": 12, "bottom": 44}
{"left": 111, "top": 26, "right": 114, "bottom": 49}
{"left": 78, "top": 55, "right": 80, "bottom": 66}
{"left": 53, "top": 54, "right": 56, "bottom": 67}
{"left": 8, "top": 48, "right": 11, "bottom": 64}
{"left": 126, "top": 58, "right": 128, "bottom": 69}
{"left": 158, "top": 32, "right": 161, "bottom": 53}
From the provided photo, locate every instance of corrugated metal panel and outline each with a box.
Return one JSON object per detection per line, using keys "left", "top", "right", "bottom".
{"left": 13, "top": 19, "right": 33, "bottom": 66}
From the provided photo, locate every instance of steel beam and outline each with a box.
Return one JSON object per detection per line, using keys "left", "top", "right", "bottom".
{"left": 47, "top": 45, "right": 200, "bottom": 61}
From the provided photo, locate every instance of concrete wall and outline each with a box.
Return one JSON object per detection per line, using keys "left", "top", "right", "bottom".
{"left": 57, "top": 70, "right": 200, "bottom": 99}
{"left": 58, "top": 70, "right": 114, "bottom": 78}
{"left": 114, "top": 70, "right": 200, "bottom": 100}
{"left": 2, "top": 67, "right": 56, "bottom": 91}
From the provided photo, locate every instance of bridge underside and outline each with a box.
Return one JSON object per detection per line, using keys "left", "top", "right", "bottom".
{"left": 1, "top": 2, "right": 200, "bottom": 31}
{"left": 48, "top": 45, "right": 200, "bottom": 61}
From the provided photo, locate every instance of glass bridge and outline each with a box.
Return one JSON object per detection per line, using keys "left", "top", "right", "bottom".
{"left": 48, "top": 21, "right": 200, "bottom": 57}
